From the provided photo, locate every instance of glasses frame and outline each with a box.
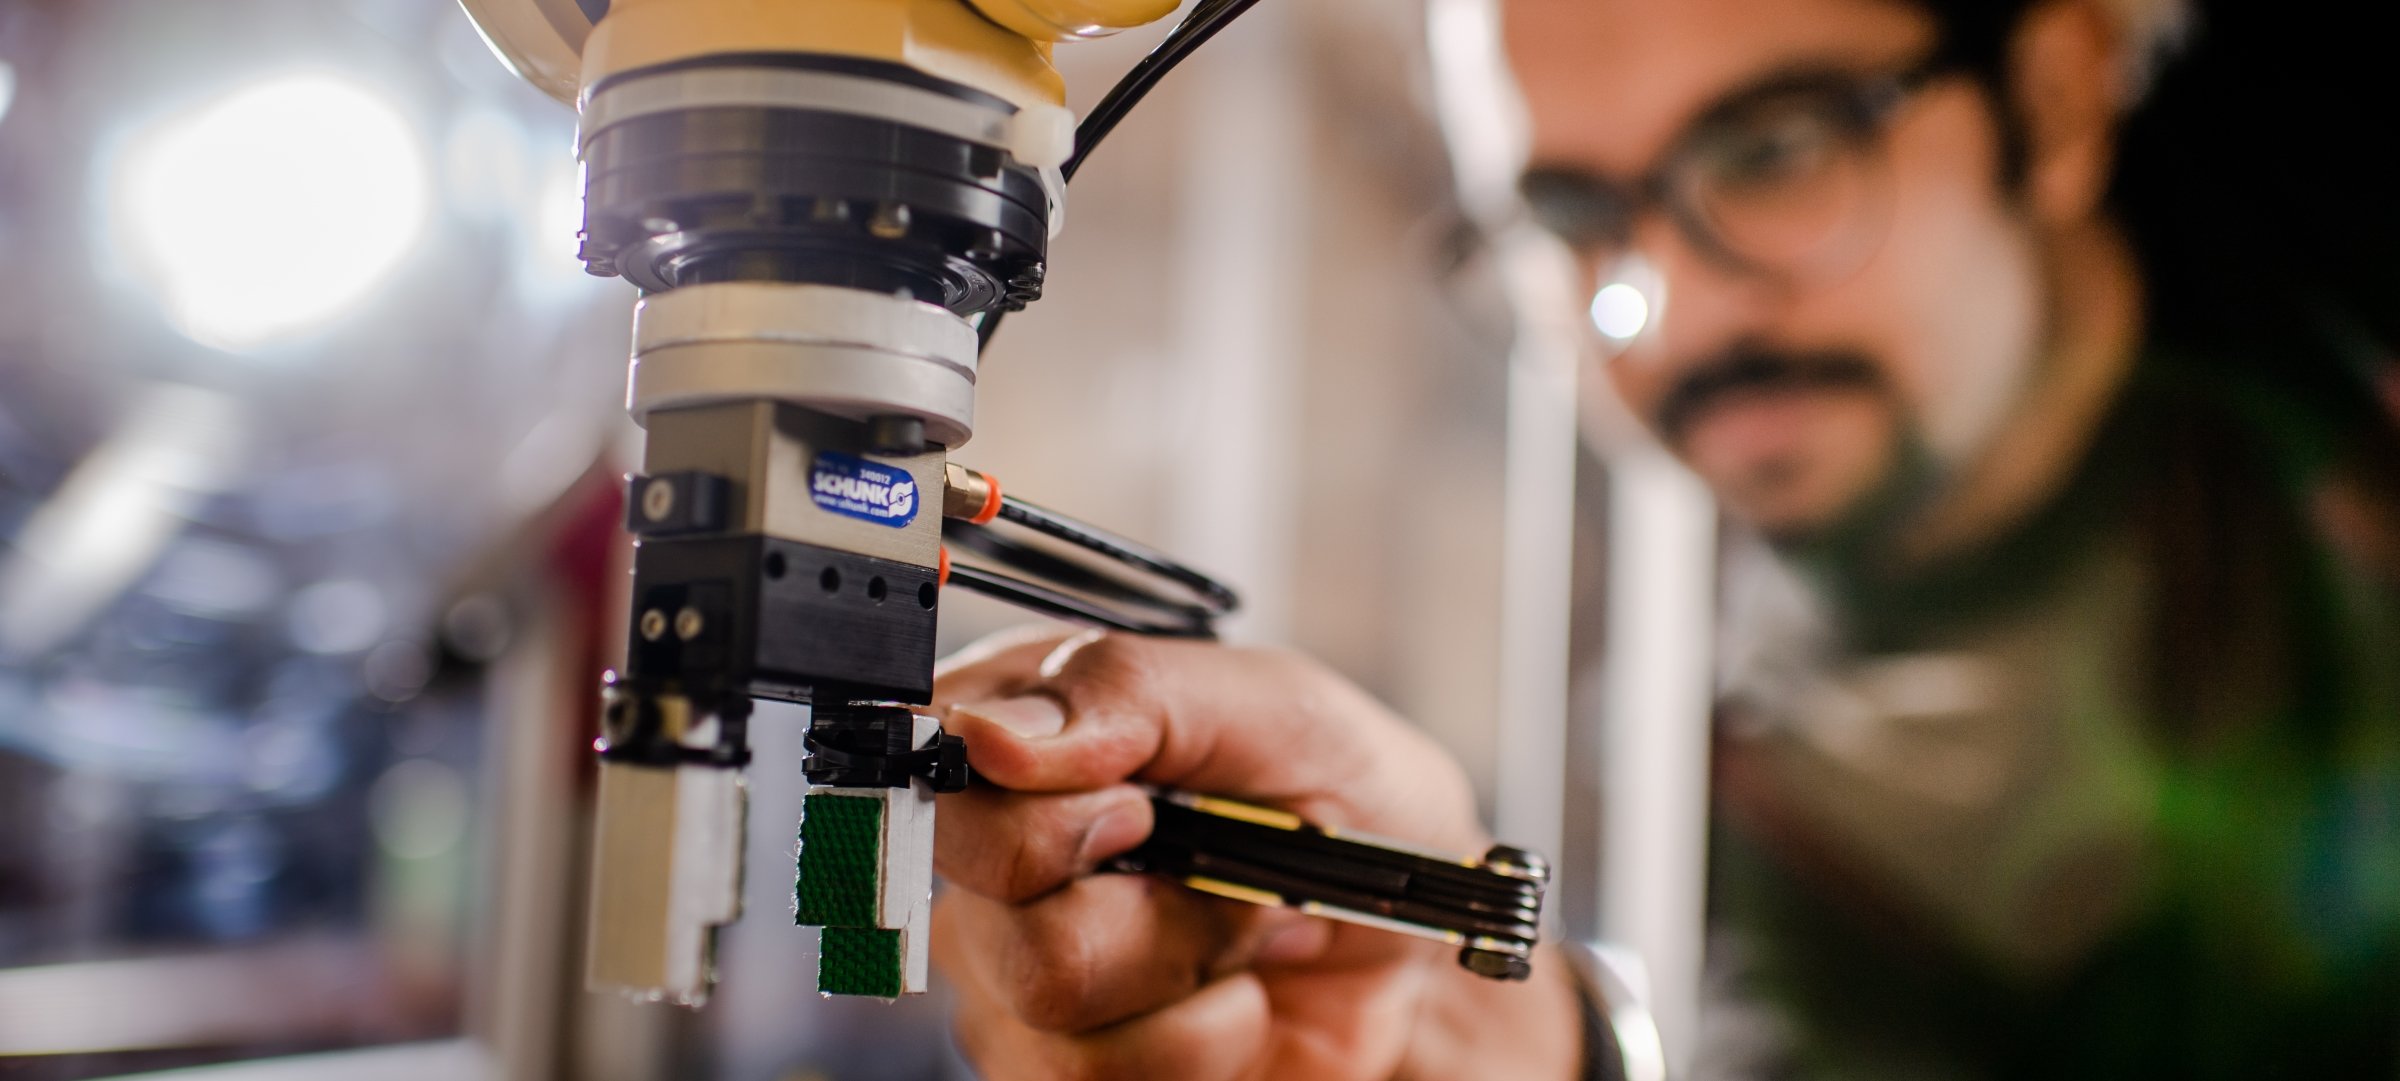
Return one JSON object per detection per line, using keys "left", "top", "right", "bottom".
{"left": 1520, "top": 55, "right": 1955, "bottom": 283}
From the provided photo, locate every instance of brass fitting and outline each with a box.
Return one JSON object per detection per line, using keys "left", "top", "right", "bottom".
{"left": 943, "top": 463, "right": 1003, "bottom": 523}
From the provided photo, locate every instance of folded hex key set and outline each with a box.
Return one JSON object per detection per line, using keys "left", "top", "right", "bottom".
{"left": 1110, "top": 791, "right": 1549, "bottom": 978}
{"left": 937, "top": 466, "right": 1549, "bottom": 980}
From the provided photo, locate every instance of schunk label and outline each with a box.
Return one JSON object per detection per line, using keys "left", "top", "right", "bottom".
{"left": 809, "top": 451, "right": 919, "bottom": 528}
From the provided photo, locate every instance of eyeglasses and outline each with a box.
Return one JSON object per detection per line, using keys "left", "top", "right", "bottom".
{"left": 1520, "top": 59, "right": 1951, "bottom": 283}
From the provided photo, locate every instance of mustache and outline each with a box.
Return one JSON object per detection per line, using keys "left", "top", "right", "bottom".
{"left": 1653, "top": 347, "right": 1888, "bottom": 443}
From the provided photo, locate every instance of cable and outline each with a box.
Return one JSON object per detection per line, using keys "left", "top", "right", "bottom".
{"left": 943, "top": 507, "right": 1234, "bottom": 638}
{"left": 946, "top": 519, "right": 1186, "bottom": 614}
{"left": 1064, "top": 0, "right": 1262, "bottom": 182}
{"left": 938, "top": 472, "right": 1240, "bottom": 638}
{"left": 978, "top": 0, "right": 1269, "bottom": 354}
{"left": 993, "top": 495, "right": 1241, "bottom": 616}
{"left": 945, "top": 562, "right": 1218, "bottom": 638}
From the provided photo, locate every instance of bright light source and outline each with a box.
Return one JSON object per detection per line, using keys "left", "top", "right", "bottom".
{"left": 1589, "top": 281, "right": 1650, "bottom": 342}
{"left": 518, "top": 160, "right": 595, "bottom": 294}
{"left": 109, "top": 75, "right": 428, "bottom": 352}
{"left": 535, "top": 163, "right": 584, "bottom": 263}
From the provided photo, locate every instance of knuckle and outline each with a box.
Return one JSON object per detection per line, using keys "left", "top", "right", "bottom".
{"left": 1006, "top": 913, "right": 1099, "bottom": 1031}
{"left": 1048, "top": 634, "right": 1169, "bottom": 752}
{"left": 995, "top": 793, "right": 1095, "bottom": 902}
{"left": 1011, "top": 962, "right": 1096, "bottom": 1033}
{"left": 997, "top": 820, "right": 1059, "bottom": 902}
{"left": 1046, "top": 630, "right": 1147, "bottom": 686}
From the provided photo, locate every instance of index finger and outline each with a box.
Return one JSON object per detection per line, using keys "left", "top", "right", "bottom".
{"left": 935, "top": 625, "right": 1084, "bottom": 705}
{"left": 941, "top": 633, "right": 1484, "bottom": 851}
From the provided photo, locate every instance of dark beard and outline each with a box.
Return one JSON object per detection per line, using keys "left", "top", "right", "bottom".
{"left": 1650, "top": 343, "right": 1945, "bottom": 552}
{"left": 1653, "top": 344, "right": 1888, "bottom": 447}
{"left": 1761, "top": 432, "right": 1945, "bottom": 556}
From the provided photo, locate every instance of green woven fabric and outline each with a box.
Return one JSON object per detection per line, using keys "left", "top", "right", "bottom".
{"left": 817, "top": 927, "right": 903, "bottom": 998}
{"left": 795, "top": 793, "right": 880, "bottom": 927}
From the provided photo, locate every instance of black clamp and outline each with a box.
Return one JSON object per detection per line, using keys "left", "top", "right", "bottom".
{"left": 802, "top": 704, "right": 973, "bottom": 793}
{"left": 803, "top": 730, "right": 971, "bottom": 792}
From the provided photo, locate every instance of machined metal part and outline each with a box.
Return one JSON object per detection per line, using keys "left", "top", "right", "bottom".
{"left": 599, "top": 397, "right": 950, "bottom": 1002}
{"left": 638, "top": 401, "right": 945, "bottom": 567}
{"left": 599, "top": 681, "right": 707, "bottom": 751}
{"left": 628, "top": 470, "right": 732, "bottom": 536}
{"left": 867, "top": 415, "right": 929, "bottom": 456}
{"left": 941, "top": 462, "right": 999, "bottom": 520}
{"left": 631, "top": 284, "right": 980, "bottom": 447}
{"left": 575, "top": 59, "right": 1051, "bottom": 306}
{"left": 629, "top": 535, "right": 943, "bottom": 705}
{"left": 586, "top": 759, "right": 748, "bottom": 1005}
{"left": 614, "top": 397, "right": 951, "bottom": 999}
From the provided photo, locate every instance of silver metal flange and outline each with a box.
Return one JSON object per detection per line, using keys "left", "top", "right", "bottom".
{"left": 629, "top": 282, "right": 981, "bottom": 447}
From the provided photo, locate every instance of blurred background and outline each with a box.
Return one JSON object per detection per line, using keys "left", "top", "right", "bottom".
{"left": 0, "top": 0, "right": 1674, "bottom": 1078}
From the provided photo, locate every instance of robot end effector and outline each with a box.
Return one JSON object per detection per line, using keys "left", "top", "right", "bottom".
{"left": 455, "top": 0, "right": 1553, "bottom": 1009}
{"left": 452, "top": 0, "right": 1192, "bottom": 1006}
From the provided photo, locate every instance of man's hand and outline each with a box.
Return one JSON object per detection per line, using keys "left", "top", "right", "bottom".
{"left": 930, "top": 628, "right": 1583, "bottom": 1081}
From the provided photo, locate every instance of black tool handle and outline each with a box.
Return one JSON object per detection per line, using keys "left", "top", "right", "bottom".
{"left": 1105, "top": 791, "right": 1548, "bottom": 981}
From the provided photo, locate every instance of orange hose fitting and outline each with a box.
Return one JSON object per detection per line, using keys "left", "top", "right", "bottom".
{"left": 971, "top": 474, "right": 1004, "bottom": 525}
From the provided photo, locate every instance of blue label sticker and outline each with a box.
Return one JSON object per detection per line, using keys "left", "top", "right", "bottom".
{"left": 809, "top": 451, "right": 919, "bottom": 528}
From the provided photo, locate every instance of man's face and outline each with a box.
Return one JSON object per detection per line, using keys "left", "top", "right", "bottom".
{"left": 1505, "top": 0, "right": 2048, "bottom": 540}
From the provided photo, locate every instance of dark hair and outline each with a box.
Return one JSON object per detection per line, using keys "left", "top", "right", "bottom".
{"left": 1924, "top": 0, "right": 2400, "bottom": 446}
{"left": 1922, "top": 0, "right": 2400, "bottom": 736}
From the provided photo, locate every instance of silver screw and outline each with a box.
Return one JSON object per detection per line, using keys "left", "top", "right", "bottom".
{"left": 640, "top": 478, "right": 676, "bottom": 522}
{"left": 638, "top": 609, "right": 668, "bottom": 641}
{"left": 868, "top": 202, "right": 911, "bottom": 239}
{"left": 674, "top": 606, "right": 705, "bottom": 641}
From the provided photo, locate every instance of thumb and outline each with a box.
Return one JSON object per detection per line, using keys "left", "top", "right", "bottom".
{"left": 944, "top": 633, "right": 1482, "bottom": 850}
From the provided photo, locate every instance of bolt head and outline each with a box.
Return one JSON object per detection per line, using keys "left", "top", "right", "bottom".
{"left": 673, "top": 606, "right": 705, "bottom": 641}
{"left": 1459, "top": 947, "right": 1534, "bottom": 981}
{"left": 640, "top": 478, "right": 676, "bottom": 522}
{"left": 638, "top": 609, "right": 667, "bottom": 641}
{"left": 1481, "top": 844, "right": 1551, "bottom": 884}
